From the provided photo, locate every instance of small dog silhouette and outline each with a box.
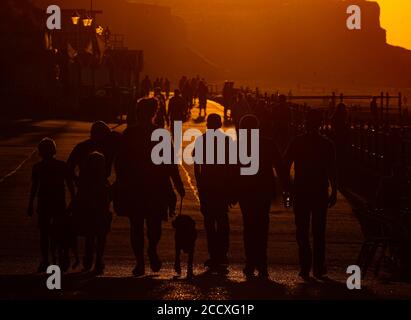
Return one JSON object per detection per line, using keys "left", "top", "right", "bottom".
{"left": 172, "top": 215, "right": 197, "bottom": 279}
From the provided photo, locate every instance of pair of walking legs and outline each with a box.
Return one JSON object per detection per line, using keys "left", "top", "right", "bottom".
{"left": 294, "top": 194, "right": 328, "bottom": 279}
{"left": 38, "top": 225, "right": 52, "bottom": 272}
{"left": 83, "top": 235, "right": 107, "bottom": 273}
{"left": 202, "top": 208, "right": 230, "bottom": 271}
{"left": 240, "top": 196, "right": 271, "bottom": 278}
{"left": 129, "top": 215, "right": 162, "bottom": 276}
{"left": 39, "top": 218, "right": 72, "bottom": 273}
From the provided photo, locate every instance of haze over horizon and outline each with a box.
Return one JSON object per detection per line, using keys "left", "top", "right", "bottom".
{"left": 129, "top": 0, "right": 411, "bottom": 50}
{"left": 33, "top": 0, "right": 411, "bottom": 88}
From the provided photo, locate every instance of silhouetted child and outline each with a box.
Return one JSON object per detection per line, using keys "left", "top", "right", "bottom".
{"left": 54, "top": 204, "right": 80, "bottom": 270}
{"left": 73, "top": 151, "right": 112, "bottom": 274}
{"left": 28, "top": 138, "right": 75, "bottom": 273}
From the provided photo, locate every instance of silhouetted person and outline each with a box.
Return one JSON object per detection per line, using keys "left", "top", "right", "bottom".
{"left": 116, "top": 98, "right": 185, "bottom": 277}
{"left": 198, "top": 80, "right": 208, "bottom": 117}
{"left": 222, "top": 81, "right": 234, "bottom": 120}
{"left": 237, "top": 115, "right": 289, "bottom": 279}
{"left": 168, "top": 89, "right": 187, "bottom": 132}
{"left": 67, "top": 121, "right": 113, "bottom": 185}
{"left": 154, "top": 87, "right": 167, "bottom": 128}
{"left": 164, "top": 78, "right": 171, "bottom": 99}
{"left": 273, "top": 94, "right": 291, "bottom": 153}
{"left": 183, "top": 80, "right": 193, "bottom": 110}
{"left": 28, "top": 138, "right": 75, "bottom": 273}
{"left": 193, "top": 114, "right": 235, "bottom": 274}
{"left": 154, "top": 78, "right": 160, "bottom": 90}
{"left": 255, "top": 99, "right": 274, "bottom": 138}
{"left": 73, "top": 152, "right": 112, "bottom": 274}
{"left": 67, "top": 121, "right": 114, "bottom": 271}
{"left": 331, "top": 103, "right": 348, "bottom": 134}
{"left": 331, "top": 103, "right": 349, "bottom": 183}
{"left": 179, "top": 76, "right": 187, "bottom": 92}
{"left": 141, "top": 75, "right": 152, "bottom": 97}
{"left": 232, "top": 92, "right": 251, "bottom": 130}
{"left": 191, "top": 77, "right": 198, "bottom": 101}
{"left": 370, "top": 96, "right": 379, "bottom": 124}
{"left": 284, "top": 110, "right": 337, "bottom": 281}
{"left": 376, "top": 164, "right": 411, "bottom": 278}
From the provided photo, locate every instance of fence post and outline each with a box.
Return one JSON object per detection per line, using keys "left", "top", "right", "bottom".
{"left": 380, "top": 92, "right": 384, "bottom": 122}
{"left": 399, "top": 92, "right": 402, "bottom": 126}
{"left": 386, "top": 92, "right": 390, "bottom": 123}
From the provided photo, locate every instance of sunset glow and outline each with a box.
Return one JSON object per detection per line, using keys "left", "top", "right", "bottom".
{"left": 375, "top": 0, "right": 411, "bottom": 50}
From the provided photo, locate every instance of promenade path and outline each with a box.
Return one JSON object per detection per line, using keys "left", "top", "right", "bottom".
{"left": 0, "top": 100, "right": 410, "bottom": 299}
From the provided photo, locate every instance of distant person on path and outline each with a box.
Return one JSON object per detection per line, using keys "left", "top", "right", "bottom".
{"left": 153, "top": 78, "right": 160, "bottom": 90}
{"left": 255, "top": 99, "right": 274, "bottom": 138}
{"left": 198, "top": 79, "right": 208, "bottom": 117}
{"left": 331, "top": 103, "right": 348, "bottom": 134}
{"left": 154, "top": 87, "right": 168, "bottom": 128}
{"left": 183, "top": 80, "right": 194, "bottom": 110}
{"left": 222, "top": 81, "right": 234, "bottom": 121}
{"left": 331, "top": 103, "right": 349, "bottom": 183}
{"left": 116, "top": 98, "right": 185, "bottom": 277}
{"left": 370, "top": 97, "right": 379, "bottom": 124}
{"left": 193, "top": 114, "right": 236, "bottom": 274}
{"left": 191, "top": 77, "right": 198, "bottom": 105}
{"left": 28, "top": 138, "right": 75, "bottom": 273}
{"left": 237, "top": 114, "right": 289, "bottom": 280}
{"left": 164, "top": 78, "right": 171, "bottom": 100}
{"left": 168, "top": 89, "right": 187, "bottom": 132}
{"left": 272, "top": 94, "right": 291, "bottom": 153}
{"left": 179, "top": 76, "right": 187, "bottom": 93}
{"left": 284, "top": 110, "right": 337, "bottom": 281}
{"left": 232, "top": 92, "right": 251, "bottom": 130}
{"left": 141, "top": 75, "right": 152, "bottom": 97}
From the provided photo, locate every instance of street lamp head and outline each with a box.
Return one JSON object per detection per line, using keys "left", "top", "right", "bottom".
{"left": 96, "top": 25, "right": 104, "bottom": 36}
{"left": 71, "top": 12, "right": 80, "bottom": 25}
{"left": 82, "top": 16, "right": 93, "bottom": 27}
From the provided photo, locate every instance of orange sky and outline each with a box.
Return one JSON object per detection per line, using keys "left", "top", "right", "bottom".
{"left": 375, "top": 0, "right": 411, "bottom": 50}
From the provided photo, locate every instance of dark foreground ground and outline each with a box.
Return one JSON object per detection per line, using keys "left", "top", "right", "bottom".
{"left": 0, "top": 101, "right": 410, "bottom": 300}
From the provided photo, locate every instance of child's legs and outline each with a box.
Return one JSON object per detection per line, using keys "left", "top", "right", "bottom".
{"left": 96, "top": 234, "right": 107, "bottom": 266}
{"left": 39, "top": 216, "right": 52, "bottom": 263}
{"left": 40, "top": 230, "right": 50, "bottom": 263}
{"left": 84, "top": 236, "right": 95, "bottom": 268}
{"left": 71, "top": 236, "right": 79, "bottom": 260}
{"left": 50, "top": 240, "right": 57, "bottom": 264}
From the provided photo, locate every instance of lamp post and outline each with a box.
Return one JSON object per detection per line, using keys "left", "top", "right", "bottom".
{"left": 71, "top": 12, "right": 82, "bottom": 109}
{"left": 71, "top": 2, "right": 98, "bottom": 100}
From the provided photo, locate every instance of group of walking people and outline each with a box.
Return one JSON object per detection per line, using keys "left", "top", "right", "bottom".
{"left": 193, "top": 109, "right": 337, "bottom": 280}
{"left": 28, "top": 87, "right": 337, "bottom": 282}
